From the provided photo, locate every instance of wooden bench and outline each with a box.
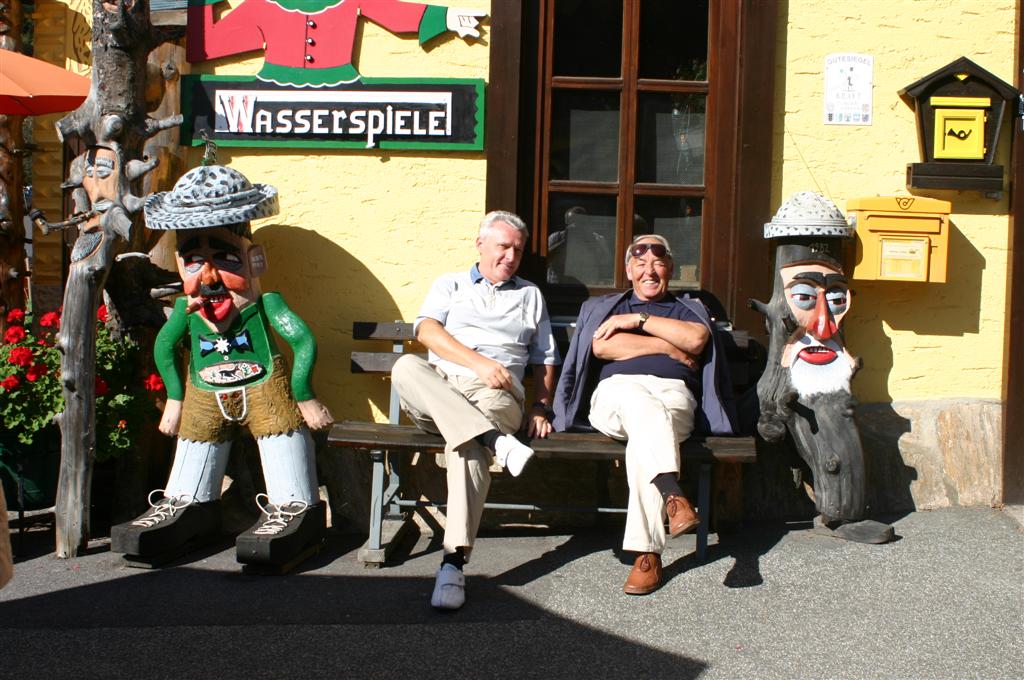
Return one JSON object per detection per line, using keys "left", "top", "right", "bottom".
{"left": 328, "top": 320, "right": 758, "bottom": 567}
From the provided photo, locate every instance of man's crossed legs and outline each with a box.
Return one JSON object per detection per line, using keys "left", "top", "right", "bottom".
{"left": 589, "top": 373, "right": 700, "bottom": 595}
{"left": 391, "top": 354, "right": 534, "bottom": 609}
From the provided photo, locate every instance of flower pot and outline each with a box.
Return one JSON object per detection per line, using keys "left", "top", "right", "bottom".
{"left": 0, "top": 428, "right": 60, "bottom": 511}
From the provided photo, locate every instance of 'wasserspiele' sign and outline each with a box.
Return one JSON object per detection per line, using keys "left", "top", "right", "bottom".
{"left": 181, "top": 76, "right": 485, "bottom": 151}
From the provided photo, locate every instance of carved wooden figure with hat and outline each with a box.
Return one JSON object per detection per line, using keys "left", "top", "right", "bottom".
{"left": 110, "top": 142, "right": 333, "bottom": 570}
{"left": 751, "top": 192, "right": 893, "bottom": 544}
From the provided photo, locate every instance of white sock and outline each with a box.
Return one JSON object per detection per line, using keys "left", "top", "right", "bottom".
{"left": 164, "top": 439, "right": 231, "bottom": 502}
{"left": 257, "top": 429, "right": 320, "bottom": 506}
{"left": 493, "top": 434, "right": 534, "bottom": 477}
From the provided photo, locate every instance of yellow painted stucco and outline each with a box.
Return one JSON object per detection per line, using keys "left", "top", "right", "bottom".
{"left": 185, "top": 0, "right": 492, "bottom": 421}
{"left": 773, "top": 0, "right": 1017, "bottom": 403}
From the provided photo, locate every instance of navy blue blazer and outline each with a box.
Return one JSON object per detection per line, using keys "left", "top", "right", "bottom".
{"left": 552, "top": 291, "right": 738, "bottom": 436}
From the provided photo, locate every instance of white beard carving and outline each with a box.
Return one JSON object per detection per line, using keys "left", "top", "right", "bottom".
{"left": 788, "top": 340, "right": 853, "bottom": 397}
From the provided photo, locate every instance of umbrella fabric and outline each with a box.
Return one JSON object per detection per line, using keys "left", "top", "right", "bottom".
{"left": 0, "top": 49, "right": 90, "bottom": 116}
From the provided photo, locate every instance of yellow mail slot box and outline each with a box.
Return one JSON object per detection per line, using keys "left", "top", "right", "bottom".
{"left": 847, "top": 196, "right": 951, "bottom": 282}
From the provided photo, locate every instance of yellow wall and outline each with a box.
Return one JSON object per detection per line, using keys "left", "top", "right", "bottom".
{"left": 187, "top": 0, "right": 492, "bottom": 421}
{"left": 774, "top": 0, "right": 1017, "bottom": 403}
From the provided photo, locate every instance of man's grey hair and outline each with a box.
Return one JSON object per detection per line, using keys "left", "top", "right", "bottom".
{"left": 479, "top": 210, "right": 529, "bottom": 241}
{"left": 625, "top": 232, "right": 673, "bottom": 266}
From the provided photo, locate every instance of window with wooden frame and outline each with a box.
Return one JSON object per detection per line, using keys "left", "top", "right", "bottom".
{"left": 533, "top": 0, "right": 713, "bottom": 299}
{"left": 487, "top": 1, "right": 777, "bottom": 328}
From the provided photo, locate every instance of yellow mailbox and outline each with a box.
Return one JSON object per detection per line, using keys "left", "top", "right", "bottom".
{"left": 847, "top": 196, "right": 951, "bottom": 283}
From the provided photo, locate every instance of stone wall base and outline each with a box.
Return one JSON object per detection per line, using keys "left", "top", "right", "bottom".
{"left": 744, "top": 398, "right": 1003, "bottom": 520}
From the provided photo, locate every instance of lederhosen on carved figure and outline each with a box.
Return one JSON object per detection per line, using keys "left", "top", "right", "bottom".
{"left": 111, "top": 159, "right": 333, "bottom": 570}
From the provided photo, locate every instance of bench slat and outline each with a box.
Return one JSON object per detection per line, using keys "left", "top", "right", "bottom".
{"left": 351, "top": 352, "right": 427, "bottom": 374}
{"left": 353, "top": 321, "right": 416, "bottom": 341}
{"left": 328, "top": 421, "right": 756, "bottom": 464}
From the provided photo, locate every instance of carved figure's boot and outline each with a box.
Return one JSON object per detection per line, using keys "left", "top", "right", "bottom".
{"left": 235, "top": 495, "right": 326, "bottom": 572}
{"left": 110, "top": 491, "right": 222, "bottom": 566}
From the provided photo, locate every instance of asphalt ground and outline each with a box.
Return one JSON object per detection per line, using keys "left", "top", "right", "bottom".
{"left": 0, "top": 506, "right": 1021, "bottom": 680}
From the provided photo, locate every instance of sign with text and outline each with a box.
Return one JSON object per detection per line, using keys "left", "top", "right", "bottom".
{"left": 181, "top": 76, "right": 485, "bottom": 151}
{"left": 824, "top": 53, "right": 873, "bottom": 125}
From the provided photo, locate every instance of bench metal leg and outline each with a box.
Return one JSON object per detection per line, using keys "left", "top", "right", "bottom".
{"left": 696, "top": 462, "right": 711, "bottom": 562}
{"left": 367, "top": 450, "right": 385, "bottom": 552}
{"left": 357, "top": 448, "right": 415, "bottom": 567}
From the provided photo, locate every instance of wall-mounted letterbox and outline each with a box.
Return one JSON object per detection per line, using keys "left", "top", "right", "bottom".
{"left": 899, "top": 57, "right": 1019, "bottom": 193}
{"left": 847, "top": 196, "right": 951, "bottom": 282}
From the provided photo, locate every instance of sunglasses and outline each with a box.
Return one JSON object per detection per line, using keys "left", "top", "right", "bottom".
{"left": 629, "top": 242, "right": 670, "bottom": 259}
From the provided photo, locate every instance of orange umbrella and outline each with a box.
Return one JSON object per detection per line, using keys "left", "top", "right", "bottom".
{"left": 0, "top": 49, "right": 90, "bottom": 116}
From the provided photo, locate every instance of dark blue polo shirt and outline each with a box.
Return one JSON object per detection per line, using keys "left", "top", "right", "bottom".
{"left": 596, "top": 293, "right": 702, "bottom": 393}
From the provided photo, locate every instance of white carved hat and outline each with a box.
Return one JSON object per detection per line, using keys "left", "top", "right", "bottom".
{"left": 144, "top": 164, "right": 279, "bottom": 231}
{"left": 763, "top": 191, "right": 854, "bottom": 239}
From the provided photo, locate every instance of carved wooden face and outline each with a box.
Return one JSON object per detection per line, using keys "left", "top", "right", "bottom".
{"left": 176, "top": 227, "right": 265, "bottom": 325}
{"left": 779, "top": 263, "right": 856, "bottom": 390}
{"left": 82, "top": 147, "right": 119, "bottom": 220}
{"left": 70, "top": 147, "right": 121, "bottom": 264}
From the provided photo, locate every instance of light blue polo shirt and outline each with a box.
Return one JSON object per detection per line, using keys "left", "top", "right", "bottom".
{"left": 414, "top": 264, "right": 561, "bottom": 383}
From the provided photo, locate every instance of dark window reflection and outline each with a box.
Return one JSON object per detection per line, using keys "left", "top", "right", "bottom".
{"left": 637, "top": 93, "right": 705, "bottom": 185}
{"left": 550, "top": 90, "right": 620, "bottom": 182}
{"left": 553, "top": 0, "right": 623, "bottom": 78}
{"left": 638, "top": 0, "right": 709, "bottom": 80}
{"left": 546, "top": 193, "right": 618, "bottom": 287}
{"left": 633, "top": 196, "right": 702, "bottom": 287}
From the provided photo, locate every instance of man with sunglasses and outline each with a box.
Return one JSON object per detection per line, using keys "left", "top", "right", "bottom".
{"left": 553, "top": 234, "right": 736, "bottom": 595}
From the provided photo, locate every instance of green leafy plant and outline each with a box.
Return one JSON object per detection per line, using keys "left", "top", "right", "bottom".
{"left": 0, "top": 306, "right": 162, "bottom": 460}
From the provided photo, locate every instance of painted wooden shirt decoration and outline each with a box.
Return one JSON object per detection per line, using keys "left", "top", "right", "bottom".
{"left": 187, "top": 0, "right": 484, "bottom": 87}
{"left": 183, "top": 0, "right": 488, "bottom": 150}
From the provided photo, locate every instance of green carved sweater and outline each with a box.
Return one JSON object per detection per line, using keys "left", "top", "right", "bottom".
{"left": 154, "top": 293, "right": 318, "bottom": 402}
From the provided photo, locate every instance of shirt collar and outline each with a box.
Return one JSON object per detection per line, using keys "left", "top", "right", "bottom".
{"left": 471, "top": 263, "right": 519, "bottom": 288}
{"left": 629, "top": 291, "right": 675, "bottom": 306}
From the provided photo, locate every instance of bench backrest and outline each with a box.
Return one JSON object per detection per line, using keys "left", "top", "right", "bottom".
{"left": 350, "top": 320, "right": 762, "bottom": 424}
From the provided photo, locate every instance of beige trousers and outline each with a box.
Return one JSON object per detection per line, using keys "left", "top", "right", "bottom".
{"left": 391, "top": 354, "right": 524, "bottom": 555}
{"left": 588, "top": 373, "right": 697, "bottom": 554}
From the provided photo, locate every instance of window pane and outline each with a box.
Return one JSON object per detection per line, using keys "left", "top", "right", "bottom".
{"left": 546, "top": 193, "right": 618, "bottom": 287}
{"left": 550, "top": 91, "right": 620, "bottom": 182}
{"left": 636, "top": 93, "right": 705, "bottom": 185}
{"left": 553, "top": 0, "right": 622, "bottom": 78}
{"left": 634, "top": 196, "right": 702, "bottom": 287}
{"left": 638, "top": 0, "right": 709, "bottom": 80}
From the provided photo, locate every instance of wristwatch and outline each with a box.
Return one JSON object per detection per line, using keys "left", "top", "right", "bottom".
{"left": 638, "top": 311, "right": 650, "bottom": 329}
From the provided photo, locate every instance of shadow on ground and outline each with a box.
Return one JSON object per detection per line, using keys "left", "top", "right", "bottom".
{"left": 0, "top": 525, "right": 708, "bottom": 679}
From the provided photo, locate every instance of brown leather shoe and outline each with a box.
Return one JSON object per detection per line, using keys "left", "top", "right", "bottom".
{"left": 623, "top": 552, "right": 662, "bottom": 595}
{"left": 666, "top": 494, "right": 701, "bottom": 537}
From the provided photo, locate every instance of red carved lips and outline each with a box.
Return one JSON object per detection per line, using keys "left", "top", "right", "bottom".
{"left": 200, "top": 294, "right": 234, "bottom": 322}
{"left": 797, "top": 345, "right": 838, "bottom": 365}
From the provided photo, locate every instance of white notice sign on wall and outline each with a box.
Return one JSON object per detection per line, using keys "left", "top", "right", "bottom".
{"left": 824, "top": 53, "right": 873, "bottom": 125}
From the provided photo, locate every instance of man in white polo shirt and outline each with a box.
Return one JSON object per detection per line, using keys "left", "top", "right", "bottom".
{"left": 391, "top": 210, "right": 560, "bottom": 610}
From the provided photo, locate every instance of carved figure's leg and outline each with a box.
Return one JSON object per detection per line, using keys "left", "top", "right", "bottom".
{"left": 110, "top": 438, "right": 229, "bottom": 562}
{"left": 235, "top": 428, "right": 325, "bottom": 569}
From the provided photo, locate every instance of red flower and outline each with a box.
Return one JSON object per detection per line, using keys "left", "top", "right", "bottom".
{"left": 96, "top": 305, "right": 109, "bottom": 323}
{"left": 117, "top": 420, "right": 127, "bottom": 429}
{"left": 39, "top": 311, "right": 60, "bottom": 328}
{"left": 95, "top": 376, "right": 108, "bottom": 397}
{"left": 143, "top": 373, "right": 165, "bottom": 392}
{"left": 7, "top": 346, "right": 33, "bottom": 367}
{"left": 4, "top": 325, "right": 26, "bottom": 343}
{"left": 25, "top": 363, "right": 48, "bottom": 382}
{"left": 5, "top": 308, "right": 25, "bottom": 324}
{"left": 1, "top": 374, "right": 20, "bottom": 390}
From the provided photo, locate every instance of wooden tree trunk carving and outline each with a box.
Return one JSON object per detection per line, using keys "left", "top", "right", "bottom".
{"left": 33, "top": 0, "right": 183, "bottom": 557}
{"left": 750, "top": 192, "right": 893, "bottom": 544}
{"left": 0, "top": 0, "right": 26, "bottom": 329}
